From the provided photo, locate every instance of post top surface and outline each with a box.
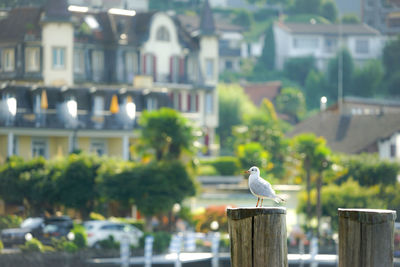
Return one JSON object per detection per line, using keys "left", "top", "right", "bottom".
{"left": 338, "top": 208, "right": 397, "bottom": 223}
{"left": 227, "top": 207, "right": 286, "bottom": 220}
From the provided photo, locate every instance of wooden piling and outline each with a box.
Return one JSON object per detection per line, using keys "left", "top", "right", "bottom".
{"left": 227, "top": 207, "right": 287, "bottom": 267}
{"left": 338, "top": 208, "right": 397, "bottom": 267}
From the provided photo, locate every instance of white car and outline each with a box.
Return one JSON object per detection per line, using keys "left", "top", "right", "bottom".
{"left": 83, "top": 220, "right": 143, "bottom": 248}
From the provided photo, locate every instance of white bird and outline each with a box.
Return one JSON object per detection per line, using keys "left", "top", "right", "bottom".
{"left": 246, "top": 166, "right": 285, "bottom": 207}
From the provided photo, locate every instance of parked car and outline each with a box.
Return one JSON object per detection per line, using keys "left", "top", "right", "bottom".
{"left": 1, "top": 217, "right": 44, "bottom": 247}
{"left": 40, "top": 216, "right": 75, "bottom": 245}
{"left": 83, "top": 220, "right": 143, "bottom": 248}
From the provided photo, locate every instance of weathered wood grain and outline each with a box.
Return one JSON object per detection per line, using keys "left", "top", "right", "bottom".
{"left": 227, "top": 207, "right": 287, "bottom": 267}
{"left": 338, "top": 208, "right": 396, "bottom": 267}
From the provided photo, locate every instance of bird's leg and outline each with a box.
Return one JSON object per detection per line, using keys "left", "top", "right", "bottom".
{"left": 256, "top": 198, "right": 260, "bottom": 207}
{"left": 260, "top": 199, "right": 263, "bottom": 207}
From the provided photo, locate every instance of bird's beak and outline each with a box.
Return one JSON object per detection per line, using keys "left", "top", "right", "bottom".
{"left": 244, "top": 170, "right": 249, "bottom": 174}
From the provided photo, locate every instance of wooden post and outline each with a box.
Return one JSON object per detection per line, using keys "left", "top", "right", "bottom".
{"left": 338, "top": 208, "right": 397, "bottom": 267}
{"left": 227, "top": 207, "right": 287, "bottom": 267}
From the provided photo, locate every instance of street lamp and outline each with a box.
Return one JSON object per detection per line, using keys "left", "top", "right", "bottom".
{"left": 7, "top": 97, "right": 17, "bottom": 116}
{"left": 320, "top": 96, "right": 327, "bottom": 111}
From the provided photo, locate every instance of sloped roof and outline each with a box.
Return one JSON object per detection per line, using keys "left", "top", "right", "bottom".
{"left": 275, "top": 22, "right": 381, "bottom": 36}
{"left": 0, "top": 7, "right": 42, "bottom": 42}
{"left": 242, "top": 81, "right": 282, "bottom": 106}
{"left": 286, "top": 112, "right": 400, "bottom": 154}
{"left": 200, "top": 0, "right": 216, "bottom": 35}
{"left": 177, "top": 14, "right": 244, "bottom": 34}
{"left": 43, "top": 0, "right": 70, "bottom": 22}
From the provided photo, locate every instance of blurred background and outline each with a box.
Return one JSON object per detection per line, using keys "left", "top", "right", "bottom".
{"left": 0, "top": 0, "right": 400, "bottom": 265}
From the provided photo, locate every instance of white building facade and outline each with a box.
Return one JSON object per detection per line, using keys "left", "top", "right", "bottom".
{"left": 273, "top": 22, "right": 386, "bottom": 71}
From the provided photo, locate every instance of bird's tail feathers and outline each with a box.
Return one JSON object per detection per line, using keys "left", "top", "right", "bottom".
{"left": 274, "top": 196, "right": 285, "bottom": 203}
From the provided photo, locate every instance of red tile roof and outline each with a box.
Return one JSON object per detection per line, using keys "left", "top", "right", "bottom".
{"left": 242, "top": 81, "right": 282, "bottom": 107}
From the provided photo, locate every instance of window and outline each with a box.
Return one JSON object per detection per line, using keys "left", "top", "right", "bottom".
{"left": 187, "top": 93, "right": 198, "bottom": 112}
{"left": 32, "top": 138, "right": 48, "bottom": 158}
{"left": 74, "top": 49, "right": 85, "bottom": 73}
{"left": 143, "top": 54, "right": 154, "bottom": 76}
{"left": 90, "top": 139, "right": 107, "bottom": 156}
{"left": 156, "top": 26, "right": 170, "bottom": 41}
{"left": 355, "top": 39, "right": 369, "bottom": 54}
{"left": 52, "top": 47, "right": 66, "bottom": 69}
{"left": 293, "top": 38, "right": 319, "bottom": 49}
{"left": 125, "top": 52, "right": 138, "bottom": 82}
{"left": 225, "top": 60, "right": 233, "bottom": 70}
{"left": 146, "top": 97, "right": 157, "bottom": 111}
{"left": 205, "top": 92, "right": 213, "bottom": 114}
{"left": 93, "top": 95, "right": 104, "bottom": 116}
{"left": 205, "top": 59, "right": 214, "bottom": 79}
{"left": 25, "top": 47, "right": 40, "bottom": 72}
{"left": 324, "top": 38, "right": 337, "bottom": 53}
{"left": 170, "top": 56, "right": 179, "bottom": 83}
{"left": 92, "top": 50, "right": 104, "bottom": 81}
{"left": 3, "top": 48, "right": 15, "bottom": 71}
{"left": 390, "top": 143, "right": 396, "bottom": 158}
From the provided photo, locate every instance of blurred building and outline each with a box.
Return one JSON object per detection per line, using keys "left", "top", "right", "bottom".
{"left": 273, "top": 22, "right": 385, "bottom": 71}
{"left": 362, "top": 0, "right": 400, "bottom": 36}
{"left": 287, "top": 97, "right": 400, "bottom": 162}
{"left": 0, "top": 0, "right": 219, "bottom": 162}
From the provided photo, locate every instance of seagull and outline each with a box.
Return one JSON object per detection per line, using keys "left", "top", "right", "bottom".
{"left": 246, "top": 166, "right": 285, "bottom": 207}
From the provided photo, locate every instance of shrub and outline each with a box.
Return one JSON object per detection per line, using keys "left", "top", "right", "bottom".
{"left": 20, "top": 238, "right": 43, "bottom": 252}
{"left": 197, "top": 165, "right": 218, "bottom": 176}
{"left": 89, "top": 212, "right": 105, "bottom": 221}
{"left": 140, "top": 231, "right": 171, "bottom": 254}
{"left": 0, "top": 215, "right": 22, "bottom": 231}
{"left": 201, "top": 157, "right": 240, "bottom": 176}
{"left": 52, "top": 237, "right": 78, "bottom": 253}
{"left": 193, "top": 205, "right": 230, "bottom": 233}
{"left": 0, "top": 239, "right": 3, "bottom": 252}
{"left": 72, "top": 224, "right": 87, "bottom": 249}
{"left": 96, "top": 236, "right": 120, "bottom": 250}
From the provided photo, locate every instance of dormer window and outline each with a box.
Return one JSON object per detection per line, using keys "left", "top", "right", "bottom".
{"left": 25, "top": 47, "right": 40, "bottom": 72}
{"left": 52, "top": 47, "right": 66, "bottom": 69}
{"left": 156, "top": 26, "right": 170, "bottom": 42}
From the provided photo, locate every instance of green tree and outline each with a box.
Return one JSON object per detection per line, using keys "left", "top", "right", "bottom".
{"left": 57, "top": 154, "right": 100, "bottom": 219}
{"left": 386, "top": 70, "right": 400, "bottom": 97}
{"left": 341, "top": 14, "right": 360, "bottom": 24}
{"left": 217, "top": 84, "right": 255, "bottom": 154}
{"left": 327, "top": 48, "right": 354, "bottom": 101}
{"left": 292, "top": 133, "right": 330, "bottom": 222}
{"left": 297, "top": 179, "right": 385, "bottom": 230}
{"left": 382, "top": 35, "right": 400, "bottom": 78}
{"left": 236, "top": 142, "right": 268, "bottom": 171}
{"left": 283, "top": 56, "right": 316, "bottom": 86}
{"left": 139, "top": 108, "right": 195, "bottom": 160}
{"left": 132, "top": 161, "right": 196, "bottom": 230}
{"left": 320, "top": 0, "right": 337, "bottom": 22}
{"left": 336, "top": 154, "right": 400, "bottom": 187}
{"left": 232, "top": 9, "right": 253, "bottom": 28}
{"left": 289, "top": 0, "right": 322, "bottom": 15}
{"left": 275, "top": 87, "right": 306, "bottom": 122}
{"left": 304, "top": 70, "right": 327, "bottom": 109}
{"left": 235, "top": 99, "right": 289, "bottom": 178}
{"left": 351, "top": 60, "right": 383, "bottom": 97}
{"left": 256, "top": 23, "right": 275, "bottom": 71}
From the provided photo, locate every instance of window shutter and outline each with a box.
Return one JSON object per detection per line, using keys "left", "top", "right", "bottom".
{"left": 179, "top": 57, "right": 185, "bottom": 82}
{"left": 178, "top": 92, "right": 182, "bottom": 111}
{"left": 187, "top": 94, "right": 191, "bottom": 111}
{"left": 195, "top": 93, "right": 199, "bottom": 112}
